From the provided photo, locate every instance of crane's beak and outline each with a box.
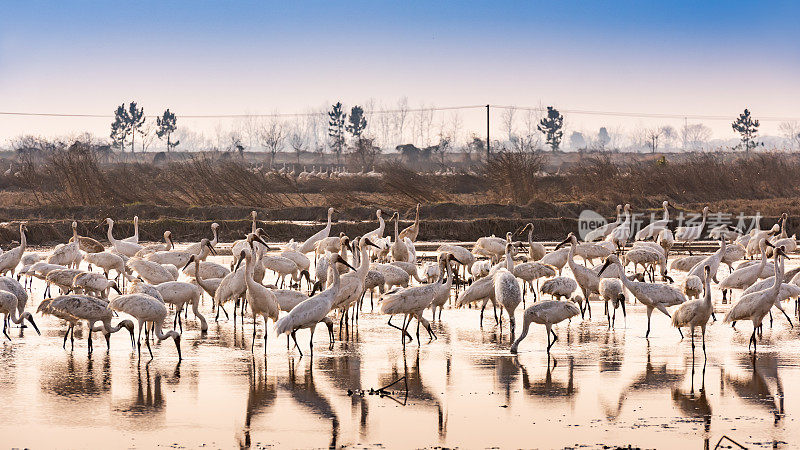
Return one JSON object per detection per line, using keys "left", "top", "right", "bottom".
{"left": 181, "top": 256, "right": 194, "bottom": 271}
{"left": 206, "top": 241, "right": 217, "bottom": 255}
{"left": 555, "top": 235, "right": 571, "bottom": 250}
{"left": 598, "top": 259, "right": 611, "bottom": 276}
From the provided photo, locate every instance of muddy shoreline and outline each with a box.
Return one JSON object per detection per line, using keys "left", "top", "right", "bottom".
{"left": 0, "top": 204, "right": 785, "bottom": 246}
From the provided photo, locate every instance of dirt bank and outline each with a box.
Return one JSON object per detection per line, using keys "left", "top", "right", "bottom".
{"left": 0, "top": 204, "right": 786, "bottom": 246}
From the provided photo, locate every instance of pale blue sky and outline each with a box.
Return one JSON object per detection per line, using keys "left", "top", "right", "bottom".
{"left": 1, "top": 1, "right": 798, "bottom": 141}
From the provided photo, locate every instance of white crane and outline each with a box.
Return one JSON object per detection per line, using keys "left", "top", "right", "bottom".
{"left": 724, "top": 246, "right": 790, "bottom": 353}
{"left": 398, "top": 203, "right": 421, "bottom": 242}
{"left": 609, "top": 204, "right": 632, "bottom": 252}
{"left": 0, "top": 224, "right": 27, "bottom": 277}
{"left": 719, "top": 239, "right": 770, "bottom": 302}
{"left": 520, "top": 223, "right": 546, "bottom": 261}
{"left": 185, "top": 222, "right": 220, "bottom": 255}
{"left": 108, "top": 293, "right": 182, "bottom": 359}
{"left": 37, "top": 297, "right": 81, "bottom": 349}
{"left": 674, "top": 206, "right": 709, "bottom": 254}
{"left": 430, "top": 254, "right": 459, "bottom": 321}
{"left": 494, "top": 243, "right": 522, "bottom": 336}
{"left": 390, "top": 212, "right": 410, "bottom": 262}
{"left": 584, "top": 204, "right": 623, "bottom": 242}
{"left": 540, "top": 276, "right": 577, "bottom": 301}
{"left": 135, "top": 231, "right": 173, "bottom": 257}
{"left": 635, "top": 201, "right": 671, "bottom": 241}
{"left": 241, "top": 242, "right": 279, "bottom": 352}
{"left": 298, "top": 207, "right": 336, "bottom": 254}
{"left": 274, "top": 254, "right": 353, "bottom": 355}
{"left": 598, "top": 255, "right": 686, "bottom": 337}
{"left": 106, "top": 218, "right": 143, "bottom": 257}
{"left": 599, "top": 277, "right": 626, "bottom": 328}
{"left": 556, "top": 233, "right": 601, "bottom": 318}
{"left": 47, "top": 222, "right": 81, "bottom": 268}
{"left": 72, "top": 272, "right": 122, "bottom": 298}
{"left": 47, "top": 294, "right": 133, "bottom": 353}
{"left": 0, "top": 289, "right": 39, "bottom": 341}
{"left": 672, "top": 266, "right": 714, "bottom": 355}
{"left": 0, "top": 276, "right": 29, "bottom": 317}
{"left": 127, "top": 257, "right": 177, "bottom": 285}
{"left": 331, "top": 236, "right": 379, "bottom": 332}
{"left": 146, "top": 238, "right": 215, "bottom": 268}
{"left": 122, "top": 215, "right": 140, "bottom": 243}
{"left": 154, "top": 281, "right": 208, "bottom": 332}
{"left": 83, "top": 251, "right": 128, "bottom": 280}
{"left": 182, "top": 254, "right": 224, "bottom": 300}
{"left": 362, "top": 209, "right": 386, "bottom": 242}
{"left": 510, "top": 301, "right": 580, "bottom": 353}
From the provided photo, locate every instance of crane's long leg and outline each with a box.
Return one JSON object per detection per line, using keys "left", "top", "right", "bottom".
{"left": 145, "top": 324, "right": 154, "bottom": 359}
{"left": 309, "top": 327, "right": 316, "bottom": 356}
{"left": 3, "top": 315, "right": 10, "bottom": 341}
{"left": 63, "top": 324, "right": 72, "bottom": 349}
{"left": 291, "top": 330, "right": 302, "bottom": 356}
{"left": 252, "top": 318, "right": 257, "bottom": 353}
{"left": 137, "top": 321, "right": 144, "bottom": 357}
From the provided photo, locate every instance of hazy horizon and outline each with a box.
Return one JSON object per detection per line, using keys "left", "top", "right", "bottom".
{"left": 1, "top": 1, "right": 798, "bottom": 145}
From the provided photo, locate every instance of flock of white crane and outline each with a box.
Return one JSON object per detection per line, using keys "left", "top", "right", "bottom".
{"left": 0, "top": 202, "right": 797, "bottom": 361}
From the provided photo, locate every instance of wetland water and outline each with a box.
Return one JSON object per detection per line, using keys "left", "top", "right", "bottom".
{"left": 0, "top": 249, "right": 798, "bottom": 448}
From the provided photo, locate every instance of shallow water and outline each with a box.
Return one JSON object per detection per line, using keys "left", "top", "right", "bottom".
{"left": 1, "top": 250, "right": 799, "bottom": 448}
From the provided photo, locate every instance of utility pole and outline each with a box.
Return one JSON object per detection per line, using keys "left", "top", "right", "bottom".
{"left": 486, "top": 104, "right": 490, "bottom": 160}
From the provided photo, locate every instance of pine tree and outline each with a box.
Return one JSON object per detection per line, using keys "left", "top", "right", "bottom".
{"left": 110, "top": 101, "right": 145, "bottom": 152}
{"left": 328, "top": 102, "right": 346, "bottom": 163}
{"left": 537, "top": 106, "right": 564, "bottom": 151}
{"left": 732, "top": 108, "right": 760, "bottom": 152}
{"left": 156, "top": 109, "right": 179, "bottom": 152}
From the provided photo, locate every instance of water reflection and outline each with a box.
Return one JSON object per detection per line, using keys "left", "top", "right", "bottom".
{"left": 317, "top": 344, "right": 369, "bottom": 438}
{"left": 280, "top": 358, "right": 339, "bottom": 449}
{"left": 723, "top": 353, "right": 785, "bottom": 423}
{"left": 473, "top": 354, "right": 520, "bottom": 403}
{"left": 240, "top": 355, "right": 276, "bottom": 448}
{"left": 598, "top": 331, "right": 625, "bottom": 373}
{"left": 41, "top": 353, "right": 111, "bottom": 398}
{"left": 671, "top": 359, "right": 711, "bottom": 431}
{"left": 377, "top": 349, "right": 447, "bottom": 440}
{"left": 604, "top": 346, "right": 683, "bottom": 420}
{"left": 520, "top": 356, "right": 578, "bottom": 401}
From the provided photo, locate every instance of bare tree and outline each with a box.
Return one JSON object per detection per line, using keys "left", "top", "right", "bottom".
{"left": 260, "top": 117, "right": 287, "bottom": 167}
{"left": 501, "top": 106, "right": 517, "bottom": 144}
{"left": 289, "top": 127, "right": 307, "bottom": 165}
{"left": 393, "top": 97, "right": 409, "bottom": 144}
{"left": 449, "top": 112, "right": 463, "bottom": 150}
{"left": 240, "top": 114, "right": 261, "bottom": 150}
{"left": 681, "top": 123, "right": 712, "bottom": 151}
{"left": 431, "top": 133, "right": 451, "bottom": 165}
{"left": 779, "top": 121, "right": 800, "bottom": 149}
{"left": 413, "top": 105, "right": 435, "bottom": 146}
{"left": 140, "top": 119, "right": 158, "bottom": 152}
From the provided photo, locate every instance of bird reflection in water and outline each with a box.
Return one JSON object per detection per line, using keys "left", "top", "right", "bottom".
{"left": 603, "top": 345, "right": 683, "bottom": 420}
{"left": 280, "top": 357, "right": 339, "bottom": 449}
{"left": 722, "top": 353, "right": 785, "bottom": 424}
{"left": 317, "top": 343, "right": 368, "bottom": 439}
{"left": 239, "top": 355, "right": 276, "bottom": 449}
{"left": 671, "top": 357, "right": 711, "bottom": 431}
{"left": 599, "top": 331, "right": 625, "bottom": 373}
{"left": 131, "top": 364, "right": 165, "bottom": 412}
{"left": 520, "top": 355, "right": 578, "bottom": 401}
{"left": 42, "top": 352, "right": 111, "bottom": 398}
{"left": 473, "top": 354, "right": 520, "bottom": 404}
{"left": 377, "top": 348, "right": 447, "bottom": 440}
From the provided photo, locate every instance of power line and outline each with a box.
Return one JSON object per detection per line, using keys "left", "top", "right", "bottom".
{"left": 1, "top": 105, "right": 798, "bottom": 122}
